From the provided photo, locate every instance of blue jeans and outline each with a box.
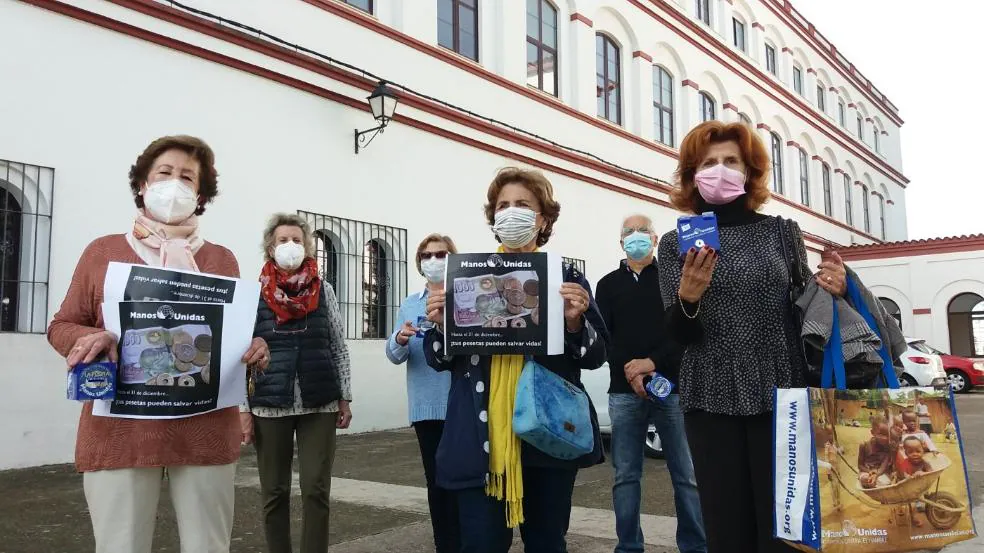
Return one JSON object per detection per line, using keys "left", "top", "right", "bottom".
{"left": 609, "top": 393, "right": 706, "bottom": 553}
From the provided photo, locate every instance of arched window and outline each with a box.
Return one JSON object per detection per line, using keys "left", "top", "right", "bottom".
{"left": 699, "top": 92, "right": 716, "bottom": 122}
{"left": 0, "top": 188, "right": 21, "bottom": 332}
{"left": 363, "top": 239, "right": 389, "bottom": 339}
{"left": 798, "top": 148, "right": 810, "bottom": 206}
{"left": 596, "top": 33, "right": 621, "bottom": 125}
{"left": 838, "top": 99, "right": 846, "bottom": 128}
{"left": 879, "top": 297, "right": 902, "bottom": 330}
{"left": 856, "top": 114, "right": 864, "bottom": 141}
{"left": 738, "top": 113, "right": 752, "bottom": 126}
{"left": 948, "top": 293, "right": 984, "bottom": 357}
{"left": 877, "top": 194, "right": 886, "bottom": 239}
{"left": 861, "top": 184, "right": 871, "bottom": 233}
{"left": 770, "top": 133, "right": 784, "bottom": 194}
{"left": 653, "top": 65, "right": 674, "bottom": 147}
{"left": 526, "top": 0, "right": 558, "bottom": 96}
{"left": 765, "top": 44, "right": 778, "bottom": 76}
{"left": 821, "top": 163, "right": 832, "bottom": 216}
{"left": 342, "top": 0, "right": 372, "bottom": 13}
{"left": 696, "top": 0, "right": 711, "bottom": 26}
{"left": 874, "top": 129, "right": 881, "bottom": 154}
{"left": 732, "top": 17, "right": 746, "bottom": 52}
{"left": 313, "top": 230, "right": 339, "bottom": 293}
{"left": 438, "top": 0, "right": 479, "bottom": 61}
{"left": 792, "top": 66, "right": 804, "bottom": 96}
{"left": 816, "top": 82, "right": 826, "bottom": 112}
{"left": 843, "top": 174, "right": 854, "bottom": 226}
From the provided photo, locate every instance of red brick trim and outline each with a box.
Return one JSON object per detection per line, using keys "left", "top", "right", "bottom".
{"left": 881, "top": 131, "right": 889, "bottom": 135}
{"left": 807, "top": 68, "right": 816, "bottom": 75}
{"left": 865, "top": 117, "right": 873, "bottom": 123}
{"left": 786, "top": 140, "right": 801, "bottom": 148}
{"left": 632, "top": 50, "right": 653, "bottom": 62}
{"left": 834, "top": 168, "right": 844, "bottom": 174}
{"left": 834, "top": 235, "right": 984, "bottom": 261}
{"left": 723, "top": 102, "right": 739, "bottom": 111}
{"left": 829, "top": 86, "right": 838, "bottom": 92}
{"left": 681, "top": 79, "right": 700, "bottom": 90}
{"left": 811, "top": 155, "right": 824, "bottom": 162}
{"left": 782, "top": 47, "right": 792, "bottom": 54}
{"left": 848, "top": 103, "right": 857, "bottom": 108}
{"left": 570, "top": 13, "right": 593, "bottom": 27}
{"left": 752, "top": 22, "right": 764, "bottom": 30}
{"left": 913, "top": 308, "right": 932, "bottom": 315}
{"left": 757, "top": 123, "right": 772, "bottom": 131}
{"left": 886, "top": 200, "right": 895, "bottom": 205}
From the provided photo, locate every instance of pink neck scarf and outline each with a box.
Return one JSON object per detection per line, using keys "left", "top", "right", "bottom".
{"left": 129, "top": 211, "right": 203, "bottom": 271}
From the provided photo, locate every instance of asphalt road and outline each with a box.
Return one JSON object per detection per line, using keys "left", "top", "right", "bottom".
{"left": 0, "top": 391, "right": 980, "bottom": 553}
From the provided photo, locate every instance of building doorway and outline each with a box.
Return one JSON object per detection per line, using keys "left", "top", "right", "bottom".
{"left": 878, "top": 297, "right": 902, "bottom": 331}
{"left": 0, "top": 188, "right": 21, "bottom": 332}
{"left": 947, "top": 292, "right": 984, "bottom": 357}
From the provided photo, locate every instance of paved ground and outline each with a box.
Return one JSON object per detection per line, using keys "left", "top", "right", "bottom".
{"left": 1, "top": 392, "right": 981, "bottom": 553}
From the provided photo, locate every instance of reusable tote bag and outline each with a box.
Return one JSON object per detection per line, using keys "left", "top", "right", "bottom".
{"left": 774, "top": 290, "right": 977, "bottom": 552}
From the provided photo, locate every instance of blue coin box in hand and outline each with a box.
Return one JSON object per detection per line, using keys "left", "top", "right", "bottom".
{"left": 67, "top": 362, "right": 117, "bottom": 401}
{"left": 677, "top": 212, "right": 721, "bottom": 256}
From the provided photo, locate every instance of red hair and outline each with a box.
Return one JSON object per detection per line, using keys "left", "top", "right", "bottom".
{"left": 670, "top": 121, "right": 771, "bottom": 213}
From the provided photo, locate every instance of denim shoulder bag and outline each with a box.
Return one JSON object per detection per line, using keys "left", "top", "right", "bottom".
{"left": 513, "top": 358, "right": 594, "bottom": 460}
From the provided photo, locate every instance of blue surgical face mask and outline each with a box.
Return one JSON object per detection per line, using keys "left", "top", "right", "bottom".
{"left": 623, "top": 231, "right": 654, "bottom": 261}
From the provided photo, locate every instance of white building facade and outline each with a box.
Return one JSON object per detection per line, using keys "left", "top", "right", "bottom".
{"left": 834, "top": 236, "right": 984, "bottom": 360}
{"left": 0, "top": 0, "right": 908, "bottom": 469}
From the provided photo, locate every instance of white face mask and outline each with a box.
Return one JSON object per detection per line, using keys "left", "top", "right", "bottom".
{"left": 274, "top": 242, "right": 306, "bottom": 271}
{"left": 143, "top": 179, "right": 198, "bottom": 224}
{"left": 420, "top": 257, "right": 447, "bottom": 284}
{"left": 492, "top": 207, "right": 539, "bottom": 249}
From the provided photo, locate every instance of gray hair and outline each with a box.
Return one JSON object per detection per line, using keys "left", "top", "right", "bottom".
{"left": 262, "top": 213, "right": 315, "bottom": 262}
{"left": 620, "top": 213, "right": 654, "bottom": 233}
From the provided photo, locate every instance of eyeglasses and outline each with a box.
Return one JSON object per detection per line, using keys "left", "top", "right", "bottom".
{"left": 419, "top": 251, "right": 448, "bottom": 260}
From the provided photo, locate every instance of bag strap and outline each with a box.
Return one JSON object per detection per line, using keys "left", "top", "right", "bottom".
{"left": 821, "top": 295, "right": 848, "bottom": 390}
{"left": 845, "top": 276, "right": 901, "bottom": 389}
{"left": 776, "top": 217, "right": 806, "bottom": 298}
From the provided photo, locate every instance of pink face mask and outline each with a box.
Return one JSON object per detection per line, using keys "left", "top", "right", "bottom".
{"left": 695, "top": 164, "right": 746, "bottom": 205}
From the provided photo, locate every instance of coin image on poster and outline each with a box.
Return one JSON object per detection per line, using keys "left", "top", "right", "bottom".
{"left": 194, "top": 334, "right": 212, "bottom": 352}
{"left": 453, "top": 270, "right": 539, "bottom": 328}
{"left": 119, "top": 324, "right": 213, "bottom": 385}
{"left": 175, "top": 360, "right": 194, "bottom": 373}
{"left": 201, "top": 364, "right": 211, "bottom": 384}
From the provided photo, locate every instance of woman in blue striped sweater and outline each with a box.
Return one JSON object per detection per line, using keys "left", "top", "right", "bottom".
{"left": 386, "top": 233, "right": 460, "bottom": 553}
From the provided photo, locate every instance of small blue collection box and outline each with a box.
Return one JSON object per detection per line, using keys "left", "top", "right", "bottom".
{"left": 677, "top": 212, "right": 721, "bottom": 257}
{"left": 67, "top": 362, "right": 117, "bottom": 401}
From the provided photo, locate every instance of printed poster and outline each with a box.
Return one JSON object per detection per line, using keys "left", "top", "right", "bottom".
{"left": 808, "top": 388, "right": 975, "bottom": 551}
{"left": 444, "top": 252, "right": 563, "bottom": 355}
{"left": 93, "top": 263, "right": 259, "bottom": 419}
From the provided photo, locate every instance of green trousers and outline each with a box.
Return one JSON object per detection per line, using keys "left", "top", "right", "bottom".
{"left": 253, "top": 412, "right": 338, "bottom": 553}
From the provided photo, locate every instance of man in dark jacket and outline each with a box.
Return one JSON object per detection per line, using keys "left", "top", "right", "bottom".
{"left": 595, "top": 214, "right": 706, "bottom": 553}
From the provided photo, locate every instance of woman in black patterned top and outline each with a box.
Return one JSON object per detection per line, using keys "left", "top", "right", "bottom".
{"left": 657, "top": 121, "right": 848, "bottom": 553}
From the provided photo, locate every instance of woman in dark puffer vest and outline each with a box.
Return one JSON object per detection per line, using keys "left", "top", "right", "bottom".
{"left": 241, "top": 213, "right": 352, "bottom": 553}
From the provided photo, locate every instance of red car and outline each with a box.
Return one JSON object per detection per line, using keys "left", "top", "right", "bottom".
{"left": 924, "top": 344, "right": 984, "bottom": 393}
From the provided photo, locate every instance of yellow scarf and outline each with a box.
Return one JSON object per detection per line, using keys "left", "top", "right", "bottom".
{"left": 486, "top": 246, "right": 527, "bottom": 528}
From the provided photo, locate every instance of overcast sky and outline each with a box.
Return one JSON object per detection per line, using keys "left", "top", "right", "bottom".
{"left": 794, "top": 0, "right": 982, "bottom": 240}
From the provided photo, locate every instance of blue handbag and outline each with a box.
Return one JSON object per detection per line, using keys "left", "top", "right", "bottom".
{"left": 512, "top": 358, "right": 594, "bottom": 460}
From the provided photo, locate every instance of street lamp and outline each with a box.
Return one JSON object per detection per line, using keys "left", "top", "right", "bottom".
{"left": 354, "top": 81, "right": 399, "bottom": 154}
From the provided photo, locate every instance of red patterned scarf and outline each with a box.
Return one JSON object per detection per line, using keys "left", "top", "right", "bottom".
{"left": 259, "top": 257, "right": 322, "bottom": 325}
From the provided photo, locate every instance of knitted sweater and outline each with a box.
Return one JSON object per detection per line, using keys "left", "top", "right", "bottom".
{"left": 385, "top": 289, "right": 451, "bottom": 423}
{"left": 47, "top": 234, "right": 242, "bottom": 472}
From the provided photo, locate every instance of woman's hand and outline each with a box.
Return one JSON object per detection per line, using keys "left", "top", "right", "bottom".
{"left": 242, "top": 337, "right": 270, "bottom": 372}
{"left": 395, "top": 321, "right": 418, "bottom": 346}
{"left": 240, "top": 412, "right": 254, "bottom": 445}
{"left": 426, "top": 291, "right": 446, "bottom": 325}
{"left": 65, "top": 331, "right": 118, "bottom": 369}
{"left": 337, "top": 400, "right": 353, "bottom": 429}
{"left": 678, "top": 247, "right": 717, "bottom": 303}
{"left": 816, "top": 251, "right": 848, "bottom": 297}
{"left": 560, "top": 283, "right": 590, "bottom": 332}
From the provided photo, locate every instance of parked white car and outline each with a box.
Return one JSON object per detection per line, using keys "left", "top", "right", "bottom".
{"left": 899, "top": 338, "right": 948, "bottom": 388}
{"left": 582, "top": 364, "right": 664, "bottom": 458}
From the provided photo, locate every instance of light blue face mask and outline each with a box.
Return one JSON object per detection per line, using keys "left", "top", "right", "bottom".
{"left": 623, "top": 231, "right": 654, "bottom": 261}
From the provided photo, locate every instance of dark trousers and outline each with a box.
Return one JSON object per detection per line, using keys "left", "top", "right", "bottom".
{"left": 456, "top": 466, "right": 578, "bottom": 553}
{"left": 685, "top": 411, "right": 799, "bottom": 553}
{"left": 413, "top": 420, "right": 461, "bottom": 553}
{"left": 254, "top": 412, "right": 338, "bottom": 553}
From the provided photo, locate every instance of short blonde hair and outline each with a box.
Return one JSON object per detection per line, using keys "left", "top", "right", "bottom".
{"left": 415, "top": 233, "right": 458, "bottom": 274}
{"left": 262, "top": 213, "right": 315, "bottom": 262}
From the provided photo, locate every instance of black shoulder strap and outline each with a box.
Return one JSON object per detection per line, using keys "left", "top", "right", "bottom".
{"left": 777, "top": 216, "right": 805, "bottom": 291}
